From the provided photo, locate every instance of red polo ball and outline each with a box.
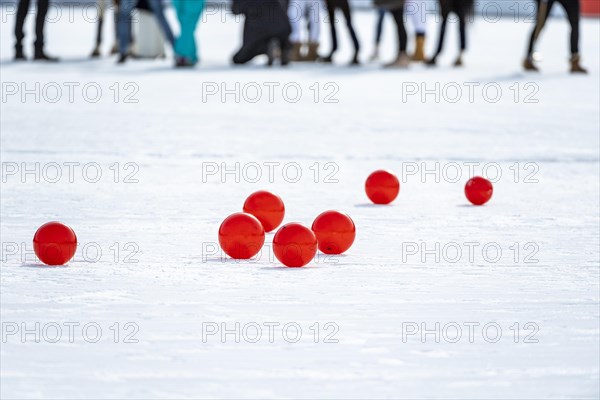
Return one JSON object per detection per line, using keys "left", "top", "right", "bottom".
{"left": 218, "top": 213, "right": 265, "bottom": 259}
{"left": 33, "top": 222, "right": 77, "bottom": 265}
{"left": 273, "top": 223, "right": 318, "bottom": 268}
{"left": 243, "top": 191, "right": 285, "bottom": 232}
{"left": 311, "top": 211, "right": 356, "bottom": 254}
{"left": 365, "top": 170, "right": 400, "bottom": 204}
{"left": 465, "top": 176, "right": 493, "bottom": 206}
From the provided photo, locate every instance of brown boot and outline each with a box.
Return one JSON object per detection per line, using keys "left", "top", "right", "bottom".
{"left": 523, "top": 56, "right": 539, "bottom": 72}
{"left": 570, "top": 54, "right": 588, "bottom": 74}
{"left": 303, "top": 42, "right": 319, "bottom": 62}
{"left": 290, "top": 42, "right": 302, "bottom": 62}
{"left": 411, "top": 35, "right": 426, "bottom": 62}
{"left": 454, "top": 52, "right": 464, "bottom": 67}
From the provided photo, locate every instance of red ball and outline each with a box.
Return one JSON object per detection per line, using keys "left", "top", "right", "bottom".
{"left": 465, "top": 176, "right": 493, "bottom": 206}
{"left": 243, "top": 191, "right": 285, "bottom": 232}
{"left": 311, "top": 211, "right": 356, "bottom": 254}
{"left": 365, "top": 170, "right": 400, "bottom": 204}
{"left": 273, "top": 223, "right": 317, "bottom": 268}
{"left": 218, "top": 213, "right": 265, "bottom": 259}
{"left": 33, "top": 222, "right": 77, "bottom": 265}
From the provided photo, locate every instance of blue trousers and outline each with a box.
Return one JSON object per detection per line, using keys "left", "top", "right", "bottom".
{"left": 173, "top": 0, "right": 205, "bottom": 63}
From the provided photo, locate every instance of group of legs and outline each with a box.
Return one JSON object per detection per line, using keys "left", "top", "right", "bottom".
{"left": 13, "top": 0, "right": 588, "bottom": 73}
{"left": 114, "top": 0, "right": 204, "bottom": 66}
{"left": 525, "top": 0, "right": 587, "bottom": 73}
{"left": 372, "top": 0, "right": 428, "bottom": 68}
{"left": 374, "top": 0, "right": 471, "bottom": 68}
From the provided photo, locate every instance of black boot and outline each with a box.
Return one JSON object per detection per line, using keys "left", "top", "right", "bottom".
{"left": 90, "top": 46, "right": 101, "bottom": 58}
{"left": 15, "top": 45, "right": 26, "bottom": 61}
{"left": 34, "top": 50, "right": 59, "bottom": 62}
{"left": 117, "top": 53, "right": 128, "bottom": 64}
{"left": 319, "top": 53, "right": 333, "bottom": 63}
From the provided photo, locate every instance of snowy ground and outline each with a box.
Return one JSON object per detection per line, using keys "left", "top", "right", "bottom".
{"left": 1, "top": 4, "right": 599, "bottom": 399}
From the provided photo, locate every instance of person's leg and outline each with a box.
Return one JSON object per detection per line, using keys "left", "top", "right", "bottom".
{"left": 527, "top": 0, "right": 552, "bottom": 56}
{"left": 174, "top": 0, "right": 204, "bottom": 64}
{"left": 288, "top": 0, "right": 303, "bottom": 60}
{"left": 324, "top": 0, "right": 337, "bottom": 61}
{"left": 427, "top": 0, "right": 449, "bottom": 64}
{"left": 307, "top": 1, "right": 320, "bottom": 43}
{"left": 410, "top": 0, "right": 427, "bottom": 36}
{"left": 408, "top": 0, "right": 427, "bottom": 61}
{"left": 339, "top": 0, "right": 359, "bottom": 62}
{"left": 304, "top": 1, "right": 321, "bottom": 61}
{"left": 92, "top": 0, "right": 106, "bottom": 56}
{"left": 559, "top": 0, "right": 586, "bottom": 73}
{"left": 558, "top": 0, "right": 579, "bottom": 55}
{"left": 14, "top": 0, "right": 32, "bottom": 58}
{"left": 147, "top": 0, "right": 175, "bottom": 46}
{"left": 118, "top": 0, "right": 137, "bottom": 57}
{"left": 453, "top": 0, "right": 466, "bottom": 66}
{"left": 370, "top": 8, "right": 385, "bottom": 61}
{"left": 427, "top": 9, "right": 449, "bottom": 65}
{"left": 385, "top": 7, "right": 409, "bottom": 67}
{"left": 34, "top": 0, "right": 55, "bottom": 59}
{"left": 288, "top": 0, "right": 302, "bottom": 43}
{"left": 524, "top": 0, "right": 552, "bottom": 70}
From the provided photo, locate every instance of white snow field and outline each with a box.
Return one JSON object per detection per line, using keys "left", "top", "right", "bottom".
{"left": 1, "top": 3, "right": 599, "bottom": 399}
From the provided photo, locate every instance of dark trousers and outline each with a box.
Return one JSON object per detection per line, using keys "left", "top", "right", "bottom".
{"left": 432, "top": 0, "right": 467, "bottom": 58}
{"left": 15, "top": 0, "right": 49, "bottom": 53}
{"left": 391, "top": 7, "right": 407, "bottom": 53}
{"left": 325, "top": 0, "right": 360, "bottom": 56}
{"left": 527, "top": 0, "right": 580, "bottom": 55}
{"left": 375, "top": 8, "right": 386, "bottom": 45}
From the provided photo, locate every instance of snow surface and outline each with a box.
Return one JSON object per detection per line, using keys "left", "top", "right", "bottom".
{"left": 1, "top": 5, "right": 599, "bottom": 399}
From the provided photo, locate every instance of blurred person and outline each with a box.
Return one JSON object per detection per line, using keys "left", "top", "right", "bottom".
{"left": 374, "top": 0, "right": 408, "bottom": 68}
{"left": 426, "top": 0, "right": 474, "bottom": 67}
{"left": 371, "top": 0, "right": 427, "bottom": 62}
{"left": 288, "top": 0, "right": 321, "bottom": 62}
{"left": 91, "top": 0, "right": 120, "bottom": 57}
{"left": 524, "top": 0, "right": 587, "bottom": 73}
{"left": 320, "top": 0, "right": 360, "bottom": 65}
{"left": 173, "top": 0, "right": 205, "bottom": 67}
{"left": 117, "top": 0, "right": 175, "bottom": 63}
{"left": 14, "top": 0, "right": 57, "bottom": 61}
{"left": 231, "top": 0, "right": 292, "bottom": 66}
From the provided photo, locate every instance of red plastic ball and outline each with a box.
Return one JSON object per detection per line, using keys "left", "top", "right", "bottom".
{"left": 465, "top": 176, "right": 493, "bottom": 206}
{"left": 243, "top": 191, "right": 285, "bottom": 232}
{"left": 311, "top": 211, "right": 356, "bottom": 254}
{"left": 218, "top": 213, "right": 265, "bottom": 259}
{"left": 273, "top": 223, "right": 318, "bottom": 268}
{"left": 33, "top": 222, "right": 78, "bottom": 265}
{"left": 365, "top": 170, "right": 400, "bottom": 204}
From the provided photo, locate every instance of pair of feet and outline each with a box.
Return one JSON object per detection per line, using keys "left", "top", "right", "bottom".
{"left": 91, "top": 45, "right": 119, "bottom": 58}
{"left": 426, "top": 56, "right": 463, "bottom": 67}
{"left": 524, "top": 55, "right": 588, "bottom": 74}
{"left": 319, "top": 53, "right": 360, "bottom": 66}
{"left": 15, "top": 48, "right": 58, "bottom": 62}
